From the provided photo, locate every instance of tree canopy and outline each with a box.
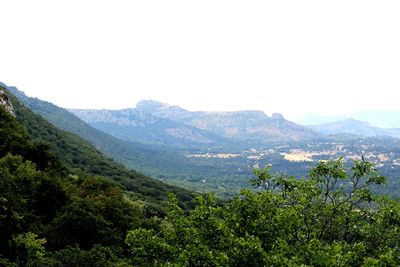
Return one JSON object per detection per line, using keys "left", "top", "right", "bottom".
{"left": 124, "top": 158, "right": 399, "bottom": 266}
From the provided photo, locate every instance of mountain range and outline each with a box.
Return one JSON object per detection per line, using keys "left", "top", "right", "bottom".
{"left": 4, "top": 84, "right": 400, "bottom": 267}
{"left": 4, "top": 82, "right": 400, "bottom": 195}
{"left": 70, "top": 100, "right": 400, "bottom": 145}
{"left": 69, "top": 100, "right": 320, "bottom": 147}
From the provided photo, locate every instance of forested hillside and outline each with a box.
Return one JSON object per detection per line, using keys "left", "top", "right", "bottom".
{"left": 1, "top": 97, "right": 139, "bottom": 265}
{"left": 5, "top": 88, "right": 193, "bottom": 205}
{"left": 2, "top": 96, "right": 400, "bottom": 265}
{"left": 0, "top": 87, "right": 199, "bottom": 265}
{"left": 7, "top": 86, "right": 248, "bottom": 193}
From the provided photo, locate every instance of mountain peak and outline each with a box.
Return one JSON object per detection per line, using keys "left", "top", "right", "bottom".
{"left": 136, "top": 100, "right": 169, "bottom": 112}
{"left": 340, "top": 118, "right": 371, "bottom": 127}
{"left": 271, "top": 113, "right": 285, "bottom": 120}
{"left": 136, "top": 99, "right": 187, "bottom": 115}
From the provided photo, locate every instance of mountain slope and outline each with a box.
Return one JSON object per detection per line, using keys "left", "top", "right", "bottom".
{"left": 7, "top": 87, "right": 181, "bottom": 165}
{"left": 69, "top": 107, "right": 235, "bottom": 148}
{"left": 7, "top": 86, "right": 250, "bottom": 193}
{"left": 1, "top": 89, "right": 199, "bottom": 264}
{"left": 3, "top": 86, "right": 194, "bottom": 205}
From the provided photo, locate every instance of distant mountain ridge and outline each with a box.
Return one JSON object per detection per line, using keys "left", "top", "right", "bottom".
{"left": 70, "top": 99, "right": 320, "bottom": 147}
{"left": 135, "top": 100, "right": 319, "bottom": 143}
{"left": 69, "top": 107, "right": 235, "bottom": 147}
{"left": 309, "top": 118, "right": 400, "bottom": 139}
{"left": 299, "top": 110, "right": 400, "bottom": 129}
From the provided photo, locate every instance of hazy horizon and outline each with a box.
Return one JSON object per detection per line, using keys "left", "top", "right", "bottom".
{"left": 1, "top": 1, "right": 399, "bottom": 121}
{"left": 7, "top": 85, "right": 400, "bottom": 124}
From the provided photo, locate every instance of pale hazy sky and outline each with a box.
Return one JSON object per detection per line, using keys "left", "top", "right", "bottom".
{"left": 1, "top": 1, "right": 399, "bottom": 120}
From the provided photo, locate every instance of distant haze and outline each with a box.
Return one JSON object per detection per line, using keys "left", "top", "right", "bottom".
{"left": 1, "top": 1, "right": 400, "bottom": 121}
{"left": 298, "top": 110, "right": 400, "bottom": 129}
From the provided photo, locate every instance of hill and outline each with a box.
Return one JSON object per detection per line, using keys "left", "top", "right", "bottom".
{"left": 1, "top": 87, "right": 202, "bottom": 265}
{"left": 309, "top": 118, "right": 387, "bottom": 137}
{"left": 3, "top": 85, "right": 194, "bottom": 205}
{"left": 7, "top": 87, "right": 193, "bottom": 172}
{"left": 6, "top": 86, "right": 253, "bottom": 193}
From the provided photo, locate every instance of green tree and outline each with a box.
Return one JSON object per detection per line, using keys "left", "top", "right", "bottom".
{"left": 125, "top": 158, "right": 400, "bottom": 266}
{"left": 12, "top": 232, "right": 48, "bottom": 267}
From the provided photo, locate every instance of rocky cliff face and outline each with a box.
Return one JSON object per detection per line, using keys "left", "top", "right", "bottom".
{"left": 70, "top": 100, "right": 321, "bottom": 147}
{"left": 136, "top": 100, "right": 320, "bottom": 143}
{"left": 0, "top": 88, "right": 15, "bottom": 116}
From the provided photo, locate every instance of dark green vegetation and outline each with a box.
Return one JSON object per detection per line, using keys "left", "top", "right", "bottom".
{"left": 2, "top": 88, "right": 400, "bottom": 265}
{"left": 3, "top": 98, "right": 400, "bottom": 265}
{"left": 5, "top": 88, "right": 193, "bottom": 205}
{"left": 1, "top": 88, "right": 197, "bottom": 266}
{"left": 125, "top": 160, "right": 400, "bottom": 266}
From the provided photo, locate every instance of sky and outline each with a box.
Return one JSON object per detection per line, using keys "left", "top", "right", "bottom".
{"left": 1, "top": 1, "right": 399, "bottom": 121}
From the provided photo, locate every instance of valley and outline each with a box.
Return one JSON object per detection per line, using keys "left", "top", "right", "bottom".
{"left": 167, "top": 137, "right": 400, "bottom": 196}
{"left": 2, "top": 83, "right": 400, "bottom": 265}
{"left": 3, "top": 1, "right": 400, "bottom": 264}
{"left": 6, "top": 85, "right": 400, "bottom": 197}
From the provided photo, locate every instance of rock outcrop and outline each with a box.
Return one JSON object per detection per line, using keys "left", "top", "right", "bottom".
{"left": 0, "top": 89, "right": 15, "bottom": 116}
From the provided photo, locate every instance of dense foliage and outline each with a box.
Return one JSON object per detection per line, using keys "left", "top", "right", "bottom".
{"left": 0, "top": 105, "right": 133, "bottom": 265}
{"left": 0, "top": 91, "right": 191, "bottom": 265}
{"left": 122, "top": 159, "right": 400, "bottom": 266}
